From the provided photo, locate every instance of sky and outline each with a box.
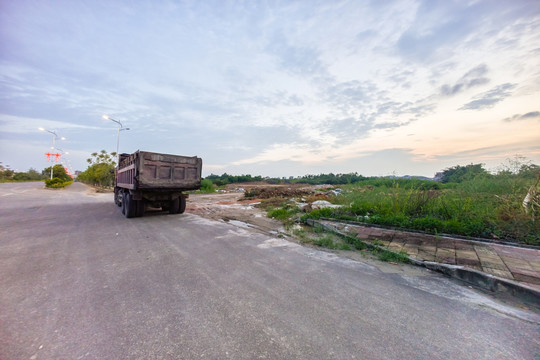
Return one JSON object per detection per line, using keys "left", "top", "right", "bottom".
{"left": 1, "top": 0, "right": 539, "bottom": 178}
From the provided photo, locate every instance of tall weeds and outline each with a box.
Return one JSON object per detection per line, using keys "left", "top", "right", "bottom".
{"left": 308, "top": 176, "right": 539, "bottom": 245}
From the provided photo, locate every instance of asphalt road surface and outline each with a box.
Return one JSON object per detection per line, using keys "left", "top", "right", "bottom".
{"left": 1, "top": 182, "right": 539, "bottom": 359}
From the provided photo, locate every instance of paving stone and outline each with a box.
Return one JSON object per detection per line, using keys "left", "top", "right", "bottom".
{"left": 417, "top": 250, "right": 436, "bottom": 261}
{"left": 436, "top": 248, "right": 456, "bottom": 265}
{"left": 436, "top": 248, "right": 455, "bottom": 257}
{"left": 439, "top": 257, "right": 457, "bottom": 265}
{"left": 375, "top": 240, "right": 391, "bottom": 247}
{"left": 455, "top": 250, "right": 478, "bottom": 260}
{"left": 388, "top": 243, "right": 404, "bottom": 252}
{"left": 379, "top": 232, "right": 395, "bottom": 241}
{"left": 403, "top": 236, "right": 424, "bottom": 245}
{"left": 454, "top": 242, "right": 475, "bottom": 251}
{"left": 512, "top": 270, "right": 540, "bottom": 285}
{"left": 402, "top": 244, "right": 419, "bottom": 256}
{"left": 469, "top": 265, "right": 483, "bottom": 271}
{"left": 390, "top": 236, "right": 406, "bottom": 244}
{"left": 355, "top": 232, "right": 370, "bottom": 240}
{"left": 435, "top": 239, "right": 455, "bottom": 249}
{"left": 501, "top": 259, "right": 534, "bottom": 271}
{"left": 477, "top": 255, "right": 505, "bottom": 263}
{"left": 529, "top": 262, "right": 540, "bottom": 271}
{"left": 456, "top": 258, "right": 482, "bottom": 267}
{"left": 419, "top": 246, "right": 436, "bottom": 254}
{"left": 475, "top": 245, "right": 497, "bottom": 253}
{"left": 479, "top": 261, "right": 508, "bottom": 271}
{"left": 483, "top": 268, "right": 514, "bottom": 280}
{"left": 369, "top": 228, "right": 384, "bottom": 236}
{"left": 476, "top": 255, "right": 505, "bottom": 266}
{"left": 392, "top": 233, "right": 409, "bottom": 242}
{"left": 492, "top": 245, "right": 540, "bottom": 262}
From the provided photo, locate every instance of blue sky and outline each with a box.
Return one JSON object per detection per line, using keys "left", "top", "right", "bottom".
{"left": 1, "top": 0, "right": 539, "bottom": 177}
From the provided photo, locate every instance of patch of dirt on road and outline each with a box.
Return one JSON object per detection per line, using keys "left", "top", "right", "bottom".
{"left": 187, "top": 191, "right": 287, "bottom": 236}
{"left": 187, "top": 183, "right": 340, "bottom": 236}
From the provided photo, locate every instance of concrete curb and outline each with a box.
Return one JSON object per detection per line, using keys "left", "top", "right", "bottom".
{"left": 409, "top": 259, "right": 540, "bottom": 307}
{"left": 306, "top": 219, "right": 540, "bottom": 308}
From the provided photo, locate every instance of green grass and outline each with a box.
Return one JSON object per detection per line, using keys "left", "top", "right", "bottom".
{"left": 264, "top": 172, "right": 539, "bottom": 245}
{"left": 291, "top": 224, "right": 409, "bottom": 263}
{"left": 301, "top": 176, "right": 539, "bottom": 245}
{"left": 374, "top": 249, "right": 410, "bottom": 263}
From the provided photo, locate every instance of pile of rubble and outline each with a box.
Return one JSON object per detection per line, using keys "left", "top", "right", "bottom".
{"left": 243, "top": 186, "right": 314, "bottom": 199}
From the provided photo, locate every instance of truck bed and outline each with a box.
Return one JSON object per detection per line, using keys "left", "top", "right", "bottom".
{"left": 116, "top": 151, "right": 202, "bottom": 191}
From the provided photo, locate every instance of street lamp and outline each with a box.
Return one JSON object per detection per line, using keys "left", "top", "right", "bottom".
{"left": 102, "top": 115, "right": 130, "bottom": 163}
{"left": 39, "top": 127, "right": 66, "bottom": 179}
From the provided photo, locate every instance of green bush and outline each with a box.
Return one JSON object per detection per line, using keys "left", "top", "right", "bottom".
{"left": 268, "top": 208, "right": 296, "bottom": 220}
{"left": 45, "top": 178, "right": 72, "bottom": 188}
{"left": 411, "top": 216, "right": 444, "bottom": 233}
{"left": 300, "top": 208, "right": 333, "bottom": 221}
{"left": 200, "top": 179, "right": 215, "bottom": 193}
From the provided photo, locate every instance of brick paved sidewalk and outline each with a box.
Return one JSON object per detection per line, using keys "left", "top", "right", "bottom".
{"left": 319, "top": 220, "right": 540, "bottom": 292}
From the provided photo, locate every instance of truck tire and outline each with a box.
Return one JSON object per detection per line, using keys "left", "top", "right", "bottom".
{"left": 169, "top": 197, "right": 180, "bottom": 214}
{"left": 178, "top": 196, "right": 186, "bottom": 214}
{"left": 124, "top": 192, "right": 136, "bottom": 218}
{"left": 122, "top": 194, "right": 126, "bottom": 215}
{"left": 114, "top": 188, "right": 122, "bottom": 207}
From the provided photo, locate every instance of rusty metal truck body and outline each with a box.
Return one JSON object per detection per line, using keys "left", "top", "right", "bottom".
{"left": 114, "top": 151, "right": 202, "bottom": 218}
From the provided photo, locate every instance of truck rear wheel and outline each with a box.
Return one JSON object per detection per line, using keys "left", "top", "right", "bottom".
{"left": 114, "top": 188, "right": 122, "bottom": 207}
{"left": 178, "top": 196, "right": 186, "bottom": 214}
{"left": 124, "top": 192, "right": 137, "bottom": 218}
{"left": 169, "top": 197, "right": 180, "bottom": 214}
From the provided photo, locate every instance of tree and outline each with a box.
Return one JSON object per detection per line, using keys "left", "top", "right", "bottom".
{"left": 0, "top": 163, "right": 14, "bottom": 181}
{"left": 438, "top": 164, "right": 489, "bottom": 183}
{"left": 42, "top": 164, "right": 71, "bottom": 182}
{"left": 78, "top": 150, "right": 116, "bottom": 187}
{"left": 496, "top": 155, "right": 540, "bottom": 179}
{"left": 13, "top": 168, "right": 45, "bottom": 181}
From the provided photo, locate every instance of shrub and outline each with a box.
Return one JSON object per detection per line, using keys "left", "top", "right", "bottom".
{"left": 45, "top": 177, "right": 72, "bottom": 188}
{"left": 200, "top": 179, "right": 215, "bottom": 193}
{"left": 268, "top": 208, "right": 294, "bottom": 220}
{"left": 300, "top": 208, "right": 333, "bottom": 221}
{"left": 411, "top": 216, "right": 444, "bottom": 233}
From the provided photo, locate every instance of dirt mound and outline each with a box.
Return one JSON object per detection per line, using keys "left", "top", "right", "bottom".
{"left": 243, "top": 186, "right": 313, "bottom": 199}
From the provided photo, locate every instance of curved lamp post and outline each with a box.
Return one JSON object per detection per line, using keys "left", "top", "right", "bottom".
{"left": 39, "top": 127, "right": 66, "bottom": 179}
{"left": 102, "top": 115, "right": 130, "bottom": 163}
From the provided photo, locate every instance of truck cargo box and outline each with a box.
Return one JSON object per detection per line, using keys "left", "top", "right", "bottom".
{"left": 116, "top": 151, "right": 202, "bottom": 191}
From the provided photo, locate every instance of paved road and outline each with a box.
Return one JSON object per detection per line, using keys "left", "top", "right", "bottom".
{"left": 1, "top": 182, "right": 539, "bottom": 359}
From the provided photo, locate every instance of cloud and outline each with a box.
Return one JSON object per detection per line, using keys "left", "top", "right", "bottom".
{"left": 325, "top": 80, "right": 378, "bottom": 114}
{"left": 503, "top": 111, "right": 540, "bottom": 122}
{"left": 265, "top": 31, "right": 326, "bottom": 76}
{"left": 440, "top": 64, "right": 490, "bottom": 96}
{"left": 320, "top": 117, "right": 372, "bottom": 144}
{"left": 396, "top": 1, "right": 481, "bottom": 61}
{"left": 459, "top": 83, "right": 516, "bottom": 111}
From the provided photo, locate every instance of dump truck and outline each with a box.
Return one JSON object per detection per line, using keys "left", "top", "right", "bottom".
{"left": 114, "top": 150, "right": 202, "bottom": 218}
